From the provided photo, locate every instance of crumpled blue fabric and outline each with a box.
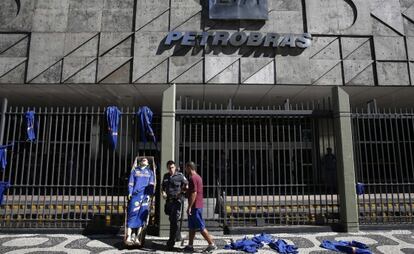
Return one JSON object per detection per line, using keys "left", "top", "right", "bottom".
{"left": 0, "top": 143, "right": 13, "bottom": 171}
{"left": 24, "top": 110, "right": 36, "bottom": 141}
{"left": 0, "top": 181, "right": 10, "bottom": 205}
{"left": 105, "top": 106, "right": 121, "bottom": 149}
{"left": 269, "top": 239, "right": 298, "bottom": 254}
{"left": 356, "top": 182, "right": 365, "bottom": 195}
{"left": 137, "top": 106, "right": 156, "bottom": 145}
{"left": 224, "top": 237, "right": 263, "bottom": 253}
{"left": 321, "top": 240, "right": 372, "bottom": 254}
{"left": 252, "top": 233, "right": 273, "bottom": 244}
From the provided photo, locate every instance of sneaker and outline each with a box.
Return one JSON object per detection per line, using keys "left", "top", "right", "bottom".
{"left": 202, "top": 244, "right": 217, "bottom": 253}
{"left": 183, "top": 245, "right": 194, "bottom": 252}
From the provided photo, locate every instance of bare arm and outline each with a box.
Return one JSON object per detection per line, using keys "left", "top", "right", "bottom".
{"left": 188, "top": 191, "right": 197, "bottom": 209}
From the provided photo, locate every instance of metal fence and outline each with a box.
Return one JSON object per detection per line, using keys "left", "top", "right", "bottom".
{"left": 352, "top": 108, "right": 414, "bottom": 224}
{"left": 176, "top": 98, "right": 339, "bottom": 229}
{"left": 0, "top": 105, "right": 160, "bottom": 228}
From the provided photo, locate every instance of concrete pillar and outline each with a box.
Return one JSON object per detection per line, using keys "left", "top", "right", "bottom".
{"left": 332, "top": 87, "right": 359, "bottom": 232}
{"left": 159, "top": 84, "right": 176, "bottom": 236}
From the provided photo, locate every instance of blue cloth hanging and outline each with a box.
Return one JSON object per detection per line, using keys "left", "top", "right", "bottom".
{"left": 356, "top": 182, "right": 365, "bottom": 195}
{"left": 0, "top": 181, "right": 10, "bottom": 205}
{"left": 0, "top": 143, "right": 13, "bottom": 171}
{"left": 137, "top": 106, "right": 156, "bottom": 145}
{"left": 24, "top": 110, "right": 36, "bottom": 141}
{"left": 269, "top": 239, "right": 298, "bottom": 254}
{"left": 320, "top": 240, "right": 372, "bottom": 254}
{"left": 105, "top": 106, "right": 121, "bottom": 149}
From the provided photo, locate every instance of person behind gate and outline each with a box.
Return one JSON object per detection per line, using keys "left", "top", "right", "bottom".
{"left": 162, "top": 160, "right": 188, "bottom": 250}
{"left": 184, "top": 161, "right": 217, "bottom": 253}
{"left": 126, "top": 157, "right": 155, "bottom": 246}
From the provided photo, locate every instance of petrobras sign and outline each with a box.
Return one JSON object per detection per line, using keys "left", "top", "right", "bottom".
{"left": 209, "top": 0, "right": 268, "bottom": 20}
{"left": 165, "top": 31, "right": 312, "bottom": 49}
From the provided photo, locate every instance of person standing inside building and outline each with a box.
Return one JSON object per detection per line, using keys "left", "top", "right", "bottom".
{"left": 162, "top": 160, "right": 188, "bottom": 250}
{"left": 184, "top": 161, "right": 217, "bottom": 253}
{"left": 125, "top": 157, "right": 155, "bottom": 246}
{"left": 322, "top": 147, "right": 337, "bottom": 193}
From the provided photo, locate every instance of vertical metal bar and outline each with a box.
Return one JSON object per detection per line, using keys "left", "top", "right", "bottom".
{"left": 54, "top": 108, "right": 65, "bottom": 222}
{"left": 8, "top": 107, "right": 18, "bottom": 222}
{"left": 1, "top": 104, "right": 11, "bottom": 222}
{"left": 69, "top": 108, "right": 77, "bottom": 221}
{"left": 86, "top": 107, "right": 95, "bottom": 223}
{"left": 0, "top": 98, "right": 7, "bottom": 145}
{"left": 16, "top": 107, "right": 27, "bottom": 224}
{"left": 407, "top": 109, "right": 414, "bottom": 220}
{"left": 372, "top": 108, "right": 382, "bottom": 223}
{"left": 61, "top": 108, "right": 71, "bottom": 222}
{"left": 81, "top": 107, "right": 89, "bottom": 223}
{"left": 75, "top": 107, "right": 83, "bottom": 222}
{"left": 241, "top": 116, "right": 245, "bottom": 227}
{"left": 360, "top": 111, "right": 372, "bottom": 223}
{"left": 394, "top": 111, "right": 405, "bottom": 222}
{"left": 382, "top": 110, "right": 393, "bottom": 223}
{"left": 259, "top": 118, "right": 264, "bottom": 222}
{"left": 92, "top": 107, "right": 101, "bottom": 219}
{"left": 388, "top": 109, "right": 398, "bottom": 222}
{"left": 23, "top": 107, "right": 34, "bottom": 223}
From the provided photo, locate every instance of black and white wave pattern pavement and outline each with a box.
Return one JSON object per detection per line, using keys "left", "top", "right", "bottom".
{"left": 1, "top": 230, "right": 414, "bottom": 253}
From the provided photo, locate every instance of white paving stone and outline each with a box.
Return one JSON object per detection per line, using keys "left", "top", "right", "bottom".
{"left": 86, "top": 240, "right": 112, "bottom": 248}
{"left": 335, "top": 236, "right": 378, "bottom": 245}
{"left": 3, "top": 237, "right": 49, "bottom": 247}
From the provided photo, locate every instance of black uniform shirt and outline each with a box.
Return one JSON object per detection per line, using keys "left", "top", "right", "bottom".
{"left": 162, "top": 172, "right": 188, "bottom": 198}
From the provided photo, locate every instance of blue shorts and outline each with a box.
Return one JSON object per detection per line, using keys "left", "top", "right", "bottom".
{"left": 188, "top": 208, "right": 205, "bottom": 231}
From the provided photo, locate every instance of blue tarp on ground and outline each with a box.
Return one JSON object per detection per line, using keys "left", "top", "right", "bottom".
{"left": 24, "top": 110, "right": 36, "bottom": 141}
{"left": 105, "top": 106, "right": 121, "bottom": 149}
{"left": 320, "top": 240, "right": 372, "bottom": 254}
{"left": 137, "top": 106, "right": 156, "bottom": 145}
{"left": 224, "top": 233, "right": 298, "bottom": 253}
{"left": 269, "top": 239, "right": 298, "bottom": 254}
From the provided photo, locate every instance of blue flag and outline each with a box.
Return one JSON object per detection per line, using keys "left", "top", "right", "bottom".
{"left": 25, "top": 110, "right": 36, "bottom": 141}
{"left": 105, "top": 106, "right": 121, "bottom": 149}
{"left": 0, "top": 143, "right": 13, "bottom": 171}
{"left": 137, "top": 106, "right": 156, "bottom": 145}
{"left": 0, "top": 181, "right": 10, "bottom": 205}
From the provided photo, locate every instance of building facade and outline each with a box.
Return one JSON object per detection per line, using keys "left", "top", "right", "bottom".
{"left": 1, "top": 0, "right": 414, "bottom": 233}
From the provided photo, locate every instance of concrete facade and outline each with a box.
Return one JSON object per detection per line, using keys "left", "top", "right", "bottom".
{"left": 0, "top": 0, "right": 413, "bottom": 86}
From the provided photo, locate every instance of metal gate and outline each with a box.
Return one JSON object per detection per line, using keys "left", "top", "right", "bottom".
{"left": 352, "top": 108, "right": 414, "bottom": 224}
{"left": 0, "top": 105, "right": 160, "bottom": 228}
{"left": 176, "top": 98, "right": 339, "bottom": 229}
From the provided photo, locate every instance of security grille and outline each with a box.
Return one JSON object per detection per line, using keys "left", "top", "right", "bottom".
{"left": 0, "top": 106, "right": 160, "bottom": 228}
{"left": 176, "top": 98, "right": 339, "bottom": 229}
{"left": 352, "top": 109, "right": 414, "bottom": 224}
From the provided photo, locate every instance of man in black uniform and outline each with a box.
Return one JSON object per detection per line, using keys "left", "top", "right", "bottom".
{"left": 162, "top": 160, "right": 188, "bottom": 250}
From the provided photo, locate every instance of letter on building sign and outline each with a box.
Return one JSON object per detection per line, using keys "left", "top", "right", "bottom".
{"left": 182, "top": 32, "right": 197, "bottom": 46}
{"left": 212, "top": 32, "right": 230, "bottom": 46}
{"left": 295, "top": 33, "right": 312, "bottom": 49}
{"left": 200, "top": 32, "right": 211, "bottom": 46}
{"left": 263, "top": 33, "right": 282, "bottom": 47}
{"left": 246, "top": 32, "right": 264, "bottom": 46}
{"left": 229, "top": 32, "right": 248, "bottom": 46}
{"left": 279, "top": 35, "right": 296, "bottom": 48}
{"left": 165, "top": 31, "right": 183, "bottom": 45}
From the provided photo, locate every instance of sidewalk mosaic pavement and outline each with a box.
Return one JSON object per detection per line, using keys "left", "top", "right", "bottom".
{"left": 1, "top": 230, "right": 414, "bottom": 254}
